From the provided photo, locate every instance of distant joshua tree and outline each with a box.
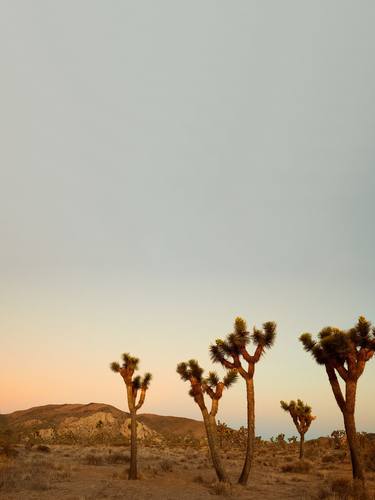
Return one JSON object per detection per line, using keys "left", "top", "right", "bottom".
{"left": 210, "top": 317, "right": 277, "bottom": 485}
{"left": 300, "top": 316, "right": 375, "bottom": 483}
{"left": 110, "top": 353, "right": 152, "bottom": 479}
{"left": 280, "top": 399, "right": 315, "bottom": 459}
{"left": 176, "top": 359, "right": 237, "bottom": 483}
{"left": 331, "top": 429, "right": 346, "bottom": 449}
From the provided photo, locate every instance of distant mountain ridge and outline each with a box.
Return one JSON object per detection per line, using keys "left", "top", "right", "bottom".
{"left": 0, "top": 403, "right": 205, "bottom": 443}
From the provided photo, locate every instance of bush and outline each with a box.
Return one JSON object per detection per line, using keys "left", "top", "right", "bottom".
{"left": 36, "top": 445, "right": 50, "bottom": 453}
{"left": 281, "top": 459, "right": 311, "bottom": 473}
{"left": 107, "top": 452, "right": 130, "bottom": 464}
{"left": 159, "top": 459, "right": 173, "bottom": 472}
{"left": 321, "top": 453, "right": 336, "bottom": 463}
{"left": 210, "top": 481, "right": 233, "bottom": 497}
{"left": 321, "top": 450, "right": 347, "bottom": 463}
{"left": 85, "top": 453, "right": 104, "bottom": 466}
{"left": 0, "top": 443, "right": 18, "bottom": 458}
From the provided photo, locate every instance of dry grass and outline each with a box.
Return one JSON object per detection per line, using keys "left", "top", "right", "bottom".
{"left": 84, "top": 452, "right": 105, "bottom": 465}
{"left": 107, "top": 451, "right": 130, "bottom": 464}
{"left": 0, "top": 458, "right": 72, "bottom": 493}
{"left": 0, "top": 442, "right": 374, "bottom": 499}
{"left": 317, "top": 478, "right": 370, "bottom": 500}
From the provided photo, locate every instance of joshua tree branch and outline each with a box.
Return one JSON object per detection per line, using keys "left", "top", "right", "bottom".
{"left": 364, "top": 349, "right": 375, "bottom": 362}
{"left": 210, "top": 398, "right": 219, "bottom": 418}
{"left": 203, "top": 385, "right": 216, "bottom": 399}
{"left": 135, "top": 388, "right": 146, "bottom": 411}
{"left": 240, "top": 346, "right": 252, "bottom": 363}
{"left": 238, "top": 366, "right": 249, "bottom": 378}
{"left": 252, "top": 344, "right": 264, "bottom": 363}
{"left": 291, "top": 414, "right": 300, "bottom": 433}
{"left": 215, "top": 383, "right": 224, "bottom": 400}
{"left": 221, "top": 357, "right": 236, "bottom": 370}
{"left": 231, "top": 354, "right": 247, "bottom": 378}
{"left": 332, "top": 361, "right": 349, "bottom": 382}
{"left": 326, "top": 364, "right": 346, "bottom": 413}
{"left": 347, "top": 351, "right": 357, "bottom": 373}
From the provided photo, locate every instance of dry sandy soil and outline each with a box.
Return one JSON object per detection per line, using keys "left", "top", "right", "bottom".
{"left": 1, "top": 443, "right": 375, "bottom": 499}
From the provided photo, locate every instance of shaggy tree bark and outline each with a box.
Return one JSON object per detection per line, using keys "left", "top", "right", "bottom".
{"left": 299, "top": 433, "right": 305, "bottom": 459}
{"left": 129, "top": 409, "right": 138, "bottom": 479}
{"left": 239, "top": 377, "right": 255, "bottom": 485}
{"left": 202, "top": 407, "right": 228, "bottom": 483}
{"left": 327, "top": 367, "right": 364, "bottom": 481}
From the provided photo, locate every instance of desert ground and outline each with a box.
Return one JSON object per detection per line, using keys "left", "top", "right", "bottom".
{"left": 1, "top": 440, "right": 375, "bottom": 500}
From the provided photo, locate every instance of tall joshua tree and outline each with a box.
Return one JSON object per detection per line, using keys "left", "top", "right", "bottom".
{"left": 110, "top": 353, "right": 152, "bottom": 480}
{"left": 210, "top": 316, "right": 277, "bottom": 485}
{"left": 300, "top": 316, "right": 375, "bottom": 482}
{"left": 280, "top": 399, "right": 315, "bottom": 459}
{"left": 176, "top": 359, "right": 237, "bottom": 483}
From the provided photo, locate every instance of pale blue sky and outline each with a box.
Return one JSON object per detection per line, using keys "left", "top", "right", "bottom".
{"left": 1, "top": 1, "right": 374, "bottom": 438}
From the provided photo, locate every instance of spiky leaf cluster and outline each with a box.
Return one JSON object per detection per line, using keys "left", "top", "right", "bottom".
{"left": 110, "top": 353, "right": 152, "bottom": 392}
{"left": 110, "top": 361, "right": 121, "bottom": 373}
{"left": 252, "top": 321, "right": 277, "bottom": 348}
{"left": 349, "top": 316, "right": 375, "bottom": 348}
{"left": 204, "top": 371, "right": 219, "bottom": 388}
{"left": 132, "top": 375, "right": 141, "bottom": 390}
{"left": 280, "top": 399, "right": 313, "bottom": 416}
{"left": 223, "top": 370, "right": 238, "bottom": 388}
{"left": 203, "top": 370, "right": 238, "bottom": 390}
{"left": 122, "top": 353, "right": 139, "bottom": 370}
{"left": 110, "top": 353, "right": 140, "bottom": 372}
{"left": 300, "top": 316, "right": 375, "bottom": 368}
{"left": 176, "top": 359, "right": 204, "bottom": 383}
{"left": 142, "top": 372, "right": 152, "bottom": 389}
{"left": 209, "top": 317, "right": 277, "bottom": 369}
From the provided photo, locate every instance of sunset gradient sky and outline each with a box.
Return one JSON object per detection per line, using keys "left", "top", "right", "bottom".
{"left": 1, "top": 1, "right": 374, "bottom": 438}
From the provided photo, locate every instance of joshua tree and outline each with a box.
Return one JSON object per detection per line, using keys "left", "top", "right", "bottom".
{"left": 110, "top": 353, "right": 152, "bottom": 479}
{"left": 300, "top": 316, "right": 375, "bottom": 482}
{"left": 331, "top": 429, "right": 346, "bottom": 449}
{"left": 203, "top": 370, "right": 238, "bottom": 442}
{"left": 280, "top": 399, "right": 315, "bottom": 459}
{"left": 210, "top": 316, "right": 277, "bottom": 485}
{"left": 176, "top": 359, "right": 237, "bottom": 483}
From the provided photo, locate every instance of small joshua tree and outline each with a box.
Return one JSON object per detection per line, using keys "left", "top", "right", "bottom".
{"left": 176, "top": 359, "right": 237, "bottom": 483}
{"left": 210, "top": 316, "right": 276, "bottom": 485}
{"left": 300, "top": 316, "right": 375, "bottom": 482}
{"left": 280, "top": 399, "right": 315, "bottom": 459}
{"left": 110, "top": 353, "right": 152, "bottom": 479}
{"left": 331, "top": 429, "right": 346, "bottom": 449}
{"left": 203, "top": 370, "right": 238, "bottom": 442}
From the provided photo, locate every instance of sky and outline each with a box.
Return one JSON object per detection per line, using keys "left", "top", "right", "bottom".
{"left": 0, "top": 1, "right": 374, "bottom": 439}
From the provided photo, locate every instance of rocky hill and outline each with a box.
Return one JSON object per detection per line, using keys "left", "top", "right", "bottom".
{"left": 0, "top": 403, "right": 205, "bottom": 444}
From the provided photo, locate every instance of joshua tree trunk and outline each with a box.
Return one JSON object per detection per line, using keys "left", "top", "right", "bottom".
{"left": 126, "top": 382, "right": 138, "bottom": 480}
{"left": 129, "top": 409, "right": 138, "bottom": 479}
{"left": 343, "top": 411, "right": 364, "bottom": 481}
{"left": 299, "top": 433, "right": 304, "bottom": 459}
{"left": 202, "top": 408, "right": 228, "bottom": 483}
{"left": 343, "top": 380, "right": 364, "bottom": 482}
{"left": 239, "top": 377, "right": 254, "bottom": 485}
{"left": 209, "top": 414, "right": 218, "bottom": 444}
{"left": 209, "top": 398, "right": 219, "bottom": 445}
